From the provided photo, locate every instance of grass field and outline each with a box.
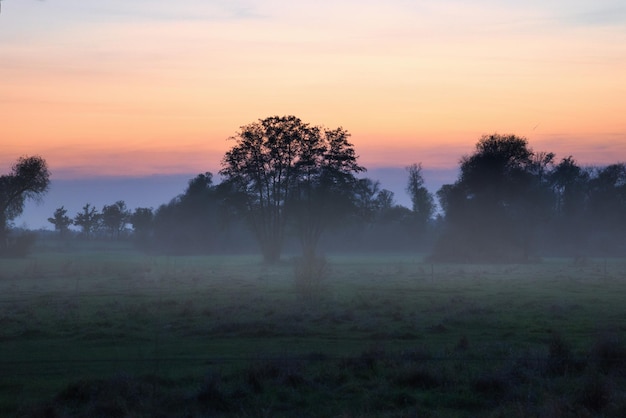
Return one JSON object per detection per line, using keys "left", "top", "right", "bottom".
{"left": 1, "top": 245, "right": 626, "bottom": 417}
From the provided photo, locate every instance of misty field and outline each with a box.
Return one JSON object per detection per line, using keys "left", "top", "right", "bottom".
{"left": 1, "top": 245, "right": 626, "bottom": 417}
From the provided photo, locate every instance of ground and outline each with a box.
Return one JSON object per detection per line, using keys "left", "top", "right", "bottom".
{"left": 1, "top": 243, "right": 625, "bottom": 417}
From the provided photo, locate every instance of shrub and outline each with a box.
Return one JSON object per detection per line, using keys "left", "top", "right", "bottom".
{"left": 395, "top": 366, "right": 444, "bottom": 389}
{"left": 196, "top": 371, "right": 231, "bottom": 412}
{"left": 589, "top": 333, "right": 626, "bottom": 375}
{"left": 577, "top": 371, "right": 613, "bottom": 413}
{"left": 1, "top": 231, "right": 37, "bottom": 257}
{"left": 546, "top": 332, "right": 575, "bottom": 376}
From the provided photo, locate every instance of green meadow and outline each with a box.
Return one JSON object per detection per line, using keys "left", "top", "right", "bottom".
{"left": 1, "top": 245, "right": 626, "bottom": 417}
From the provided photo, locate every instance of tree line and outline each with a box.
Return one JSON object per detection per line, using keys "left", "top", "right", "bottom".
{"left": 2, "top": 116, "right": 625, "bottom": 261}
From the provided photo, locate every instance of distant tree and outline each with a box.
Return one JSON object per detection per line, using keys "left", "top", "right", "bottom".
{"left": 220, "top": 115, "right": 364, "bottom": 262}
{"left": 588, "top": 163, "right": 626, "bottom": 220}
{"left": 433, "top": 134, "right": 553, "bottom": 262}
{"left": 101, "top": 200, "right": 130, "bottom": 239}
{"left": 353, "top": 178, "right": 381, "bottom": 225}
{"left": 406, "top": 163, "right": 435, "bottom": 227}
{"left": 374, "top": 189, "right": 395, "bottom": 213}
{"left": 550, "top": 156, "right": 589, "bottom": 216}
{"left": 48, "top": 206, "right": 73, "bottom": 238}
{"left": 0, "top": 155, "right": 50, "bottom": 250}
{"left": 545, "top": 157, "right": 590, "bottom": 254}
{"left": 153, "top": 173, "right": 224, "bottom": 253}
{"left": 353, "top": 179, "right": 401, "bottom": 225}
{"left": 130, "top": 207, "right": 154, "bottom": 243}
{"left": 586, "top": 163, "right": 626, "bottom": 253}
{"left": 73, "top": 203, "right": 100, "bottom": 238}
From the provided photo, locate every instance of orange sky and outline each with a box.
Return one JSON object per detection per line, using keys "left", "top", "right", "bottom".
{"left": 2, "top": 1, "right": 626, "bottom": 178}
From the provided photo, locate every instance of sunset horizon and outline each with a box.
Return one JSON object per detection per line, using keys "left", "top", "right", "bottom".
{"left": 2, "top": 0, "right": 625, "bottom": 228}
{"left": 3, "top": 1, "right": 625, "bottom": 178}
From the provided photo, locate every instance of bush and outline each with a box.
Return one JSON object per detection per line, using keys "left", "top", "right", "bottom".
{"left": 196, "top": 371, "right": 231, "bottom": 412}
{"left": 577, "top": 371, "right": 613, "bottom": 413}
{"left": 1, "top": 231, "right": 37, "bottom": 257}
{"left": 590, "top": 333, "right": 626, "bottom": 375}
{"left": 546, "top": 332, "right": 575, "bottom": 376}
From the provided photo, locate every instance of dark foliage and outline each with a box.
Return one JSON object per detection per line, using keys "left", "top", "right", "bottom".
{"left": 0, "top": 156, "right": 50, "bottom": 254}
{"left": 220, "top": 115, "right": 364, "bottom": 262}
{"left": 47, "top": 206, "right": 72, "bottom": 238}
{"left": 151, "top": 173, "right": 239, "bottom": 254}
{"left": 432, "top": 134, "right": 553, "bottom": 262}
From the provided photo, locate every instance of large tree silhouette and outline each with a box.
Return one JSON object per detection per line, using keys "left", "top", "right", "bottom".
{"left": 0, "top": 155, "right": 50, "bottom": 249}
{"left": 220, "top": 115, "right": 364, "bottom": 262}
{"left": 433, "top": 134, "right": 553, "bottom": 262}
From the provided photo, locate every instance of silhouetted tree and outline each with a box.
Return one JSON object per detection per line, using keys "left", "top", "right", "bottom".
{"left": 586, "top": 163, "right": 626, "bottom": 253}
{"left": 433, "top": 134, "right": 552, "bottom": 262}
{"left": 130, "top": 207, "right": 154, "bottom": 243}
{"left": 101, "top": 200, "right": 130, "bottom": 239}
{"left": 220, "top": 116, "right": 364, "bottom": 262}
{"left": 546, "top": 157, "right": 591, "bottom": 254}
{"left": 153, "top": 173, "right": 225, "bottom": 253}
{"left": 73, "top": 203, "right": 100, "bottom": 238}
{"left": 550, "top": 157, "right": 589, "bottom": 215}
{"left": 353, "top": 178, "right": 381, "bottom": 225}
{"left": 0, "top": 155, "right": 50, "bottom": 251}
{"left": 353, "top": 179, "right": 404, "bottom": 225}
{"left": 406, "top": 163, "right": 435, "bottom": 227}
{"left": 289, "top": 127, "right": 365, "bottom": 259}
{"left": 374, "top": 189, "right": 395, "bottom": 213}
{"left": 48, "top": 206, "right": 72, "bottom": 238}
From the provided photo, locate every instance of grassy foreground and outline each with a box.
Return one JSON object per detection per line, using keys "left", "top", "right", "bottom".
{"left": 1, "top": 246, "right": 626, "bottom": 417}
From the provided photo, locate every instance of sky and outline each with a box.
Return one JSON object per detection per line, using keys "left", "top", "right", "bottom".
{"left": 1, "top": 0, "right": 625, "bottom": 228}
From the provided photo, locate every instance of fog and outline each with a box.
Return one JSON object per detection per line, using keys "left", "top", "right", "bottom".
{"left": 15, "top": 167, "right": 457, "bottom": 231}
{"left": 3, "top": 145, "right": 626, "bottom": 417}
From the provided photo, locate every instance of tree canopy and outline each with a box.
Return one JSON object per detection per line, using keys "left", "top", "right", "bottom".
{"left": 0, "top": 155, "right": 50, "bottom": 249}
{"left": 48, "top": 206, "right": 72, "bottom": 237}
{"left": 220, "top": 115, "right": 364, "bottom": 262}
{"left": 433, "top": 134, "right": 553, "bottom": 262}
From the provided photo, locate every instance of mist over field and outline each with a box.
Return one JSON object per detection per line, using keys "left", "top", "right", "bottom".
{"left": 3, "top": 126, "right": 626, "bottom": 417}
{"left": 2, "top": 0, "right": 626, "bottom": 416}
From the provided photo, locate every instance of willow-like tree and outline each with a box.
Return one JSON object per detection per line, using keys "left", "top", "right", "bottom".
{"left": 0, "top": 156, "right": 50, "bottom": 249}
{"left": 220, "top": 115, "right": 364, "bottom": 262}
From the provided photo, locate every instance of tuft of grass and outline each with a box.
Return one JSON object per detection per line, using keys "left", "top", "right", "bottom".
{"left": 589, "top": 332, "right": 626, "bottom": 375}
{"left": 195, "top": 371, "right": 232, "bottom": 413}
{"left": 546, "top": 331, "right": 576, "bottom": 376}
{"left": 577, "top": 370, "right": 613, "bottom": 413}
{"left": 394, "top": 365, "right": 445, "bottom": 390}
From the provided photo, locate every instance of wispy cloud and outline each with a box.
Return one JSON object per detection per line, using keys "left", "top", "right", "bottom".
{"left": 564, "top": 7, "right": 626, "bottom": 27}
{"left": 75, "top": 0, "right": 262, "bottom": 23}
